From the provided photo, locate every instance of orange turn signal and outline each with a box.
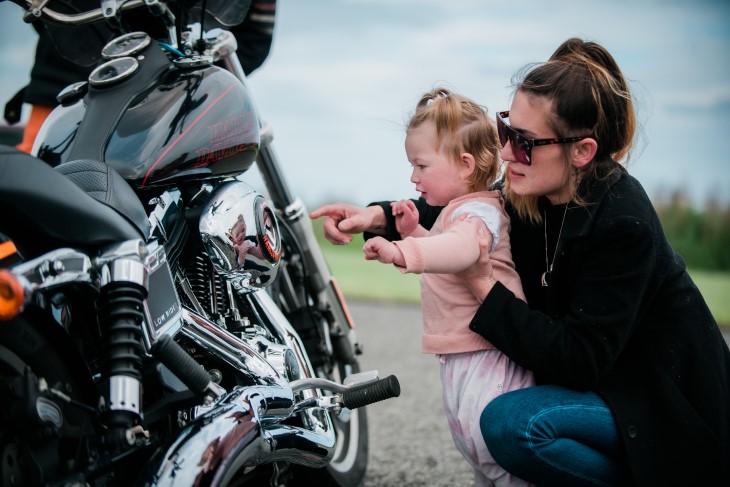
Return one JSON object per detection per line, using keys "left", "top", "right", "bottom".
{"left": 0, "top": 269, "right": 24, "bottom": 320}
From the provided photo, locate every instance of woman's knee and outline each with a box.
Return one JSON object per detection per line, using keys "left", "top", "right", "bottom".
{"left": 480, "top": 392, "right": 527, "bottom": 466}
{"left": 480, "top": 392, "right": 513, "bottom": 441}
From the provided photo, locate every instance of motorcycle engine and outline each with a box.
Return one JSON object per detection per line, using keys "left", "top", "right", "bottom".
{"left": 198, "top": 180, "right": 281, "bottom": 292}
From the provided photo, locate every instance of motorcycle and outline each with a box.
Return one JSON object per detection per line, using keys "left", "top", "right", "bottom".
{"left": 0, "top": 1, "right": 400, "bottom": 485}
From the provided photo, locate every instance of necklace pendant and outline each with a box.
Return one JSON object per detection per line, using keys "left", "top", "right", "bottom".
{"left": 541, "top": 271, "right": 549, "bottom": 287}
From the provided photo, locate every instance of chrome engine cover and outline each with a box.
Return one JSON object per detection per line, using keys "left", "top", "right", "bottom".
{"left": 199, "top": 180, "right": 281, "bottom": 292}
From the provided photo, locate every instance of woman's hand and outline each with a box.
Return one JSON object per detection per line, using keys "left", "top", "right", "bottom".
{"left": 363, "top": 236, "right": 405, "bottom": 266}
{"left": 310, "top": 203, "right": 386, "bottom": 245}
{"left": 391, "top": 199, "right": 420, "bottom": 237}
{"left": 455, "top": 224, "right": 496, "bottom": 302}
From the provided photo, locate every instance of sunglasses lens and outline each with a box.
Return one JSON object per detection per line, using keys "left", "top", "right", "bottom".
{"left": 514, "top": 135, "right": 531, "bottom": 165}
{"left": 497, "top": 113, "right": 531, "bottom": 165}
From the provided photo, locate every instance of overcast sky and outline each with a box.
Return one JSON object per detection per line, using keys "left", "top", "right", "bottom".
{"left": 2, "top": 0, "right": 729, "bottom": 209}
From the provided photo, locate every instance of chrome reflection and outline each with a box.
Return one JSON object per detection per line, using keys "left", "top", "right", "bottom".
{"left": 199, "top": 181, "right": 281, "bottom": 293}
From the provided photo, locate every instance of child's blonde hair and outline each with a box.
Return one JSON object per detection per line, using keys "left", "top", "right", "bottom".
{"left": 408, "top": 87, "right": 500, "bottom": 192}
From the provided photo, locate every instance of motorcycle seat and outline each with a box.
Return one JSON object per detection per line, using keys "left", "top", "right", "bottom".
{"left": 55, "top": 159, "right": 150, "bottom": 239}
{"left": 0, "top": 145, "right": 147, "bottom": 258}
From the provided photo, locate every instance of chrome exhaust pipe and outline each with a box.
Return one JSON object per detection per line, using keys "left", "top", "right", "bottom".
{"left": 151, "top": 385, "right": 335, "bottom": 486}
{"left": 150, "top": 308, "right": 336, "bottom": 485}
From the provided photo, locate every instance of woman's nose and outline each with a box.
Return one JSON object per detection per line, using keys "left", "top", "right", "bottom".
{"left": 500, "top": 143, "right": 515, "bottom": 163}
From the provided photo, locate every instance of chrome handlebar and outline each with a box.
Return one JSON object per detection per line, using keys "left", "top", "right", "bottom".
{"left": 13, "top": 0, "right": 158, "bottom": 25}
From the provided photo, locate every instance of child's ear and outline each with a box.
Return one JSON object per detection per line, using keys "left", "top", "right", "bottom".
{"left": 460, "top": 152, "right": 476, "bottom": 177}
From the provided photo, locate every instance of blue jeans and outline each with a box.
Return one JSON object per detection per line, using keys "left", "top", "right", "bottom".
{"left": 480, "top": 385, "right": 631, "bottom": 487}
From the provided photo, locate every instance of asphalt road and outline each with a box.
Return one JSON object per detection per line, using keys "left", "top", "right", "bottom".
{"left": 348, "top": 299, "right": 730, "bottom": 487}
{"left": 349, "top": 299, "right": 477, "bottom": 487}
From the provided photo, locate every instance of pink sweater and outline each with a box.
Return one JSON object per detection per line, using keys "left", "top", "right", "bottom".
{"left": 393, "top": 191, "right": 525, "bottom": 354}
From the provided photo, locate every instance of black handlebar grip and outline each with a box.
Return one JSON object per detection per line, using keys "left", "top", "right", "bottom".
{"left": 342, "top": 375, "right": 401, "bottom": 410}
{"left": 150, "top": 335, "right": 212, "bottom": 396}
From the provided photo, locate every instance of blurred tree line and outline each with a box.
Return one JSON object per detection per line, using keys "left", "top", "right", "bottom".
{"left": 656, "top": 191, "right": 730, "bottom": 271}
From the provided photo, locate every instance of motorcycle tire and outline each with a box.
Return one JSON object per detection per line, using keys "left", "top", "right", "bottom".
{"left": 291, "top": 358, "right": 369, "bottom": 487}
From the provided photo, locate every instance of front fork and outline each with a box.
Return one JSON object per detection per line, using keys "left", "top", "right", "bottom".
{"left": 217, "top": 40, "right": 360, "bottom": 364}
{"left": 256, "top": 128, "right": 361, "bottom": 365}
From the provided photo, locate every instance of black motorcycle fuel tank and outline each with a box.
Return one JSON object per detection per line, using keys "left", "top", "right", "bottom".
{"left": 35, "top": 34, "right": 260, "bottom": 189}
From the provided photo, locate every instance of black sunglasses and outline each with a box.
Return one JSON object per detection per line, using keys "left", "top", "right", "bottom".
{"left": 496, "top": 111, "right": 592, "bottom": 165}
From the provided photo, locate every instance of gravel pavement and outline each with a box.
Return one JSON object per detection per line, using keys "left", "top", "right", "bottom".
{"left": 347, "top": 298, "right": 730, "bottom": 487}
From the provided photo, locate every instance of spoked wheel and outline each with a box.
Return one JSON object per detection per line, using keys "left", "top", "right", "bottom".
{"left": 291, "top": 359, "right": 369, "bottom": 487}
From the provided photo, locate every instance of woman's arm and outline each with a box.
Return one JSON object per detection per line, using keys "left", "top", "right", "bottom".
{"left": 469, "top": 214, "right": 657, "bottom": 388}
{"left": 310, "top": 203, "right": 388, "bottom": 244}
{"left": 309, "top": 198, "right": 444, "bottom": 245}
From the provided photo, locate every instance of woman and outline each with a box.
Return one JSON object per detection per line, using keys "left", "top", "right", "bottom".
{"left": 311, "top": 38, "right": 730, "bottom": 486}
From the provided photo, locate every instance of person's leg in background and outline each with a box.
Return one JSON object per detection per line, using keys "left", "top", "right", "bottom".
{"left": 15, "top": 104, "right": 53, "bottom": 153}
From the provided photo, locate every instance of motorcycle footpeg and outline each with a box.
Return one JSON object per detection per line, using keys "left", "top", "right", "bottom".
{"left": 341, "top": 375, "right": 400, "bottom": 410}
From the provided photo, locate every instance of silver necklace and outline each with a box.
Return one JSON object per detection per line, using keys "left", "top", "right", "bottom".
{"left": 541, "top": 204, "right": 569, "bottom": 287}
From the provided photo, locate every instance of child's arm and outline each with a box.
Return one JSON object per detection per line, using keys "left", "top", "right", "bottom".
{"left": 363, "top": 236, "right": 406, "bottom": 267}
{"left": 394, "top": 217, "right": 493, "bottom": 274}
{"left": 391, "top": 200, "right": 429, "bottom": 238}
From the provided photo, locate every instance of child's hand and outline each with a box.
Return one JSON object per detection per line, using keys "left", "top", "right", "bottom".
{"left": 391, "top": 199, "right": 419, "bottom": 237}
{"left": 363, "top": 237, "right": 404, "bottom": 266}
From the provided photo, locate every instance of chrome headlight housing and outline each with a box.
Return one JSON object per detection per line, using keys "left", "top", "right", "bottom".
{"left": 199, "top": 181, "right": 281, "bottom": 292}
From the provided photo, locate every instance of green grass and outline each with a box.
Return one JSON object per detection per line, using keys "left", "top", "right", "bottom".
{"left": 690, "top": 269, "right": 730, "bottom": 327}
{"left": 324, "top": 242, "right": 421, "bottom": 303}
{"left": 311, "top": 219, "right": 730, "bottom": 326}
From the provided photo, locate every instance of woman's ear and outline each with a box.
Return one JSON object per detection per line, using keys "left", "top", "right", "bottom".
{"left": 460, "top": 152, "right": 476, "bottom": 177}
{"left": 572, "top": 138, "right": 598, "bottom": 169}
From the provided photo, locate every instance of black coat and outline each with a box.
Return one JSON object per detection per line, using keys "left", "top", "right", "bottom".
{"left": 373, "top": 168, "right": 730, "bottom": 486}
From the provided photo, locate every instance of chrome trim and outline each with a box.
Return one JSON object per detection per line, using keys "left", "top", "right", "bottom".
{"left": 97, "top": 239, "right": 147, "bottom": 264}
{"left": 249, "top": 290, "right": 317, "bottom": 383}
{"left": 179, "top": 308, "right": 292, "bottom": 420}
{"left": 97, "top": 239, "right": 147, "bottom": 287}
{"left": 176, "top": 304, "right": 335, "bottom": 447}
{"left": 19, "top": 0, "right": 146, "bottom": 24}
{"left": 102, "top": 257, "right": 146, "bottom": 287}
{"left": 204, "top": 28, "right": 239, "bottom": 64}
{"left": 89, "top": 57, "right": 140, "bottom": 87}
{"left": 101, "top": 31, "right": 151, "bottom": 59}
{"left": 11, "top": 248, "right": 94, "bottom": 287}
{"left": 147, "top": 188, "right": 182, "bottom": 242}
{"left": 199, "top": 181, "right": 281, "bottom": 293}
{"left": 108, "top": 376, "right": 141, "bottom": 415}
{"left": 283, "top": 196, "right": 306, "bottom": 220}
{"left": 152, "top": 386, "right": 335, "bottom": 486}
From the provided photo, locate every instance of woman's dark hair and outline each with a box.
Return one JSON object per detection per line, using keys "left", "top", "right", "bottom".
{"left": 506, "top": 38, "right": 636, "bottom": 222}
